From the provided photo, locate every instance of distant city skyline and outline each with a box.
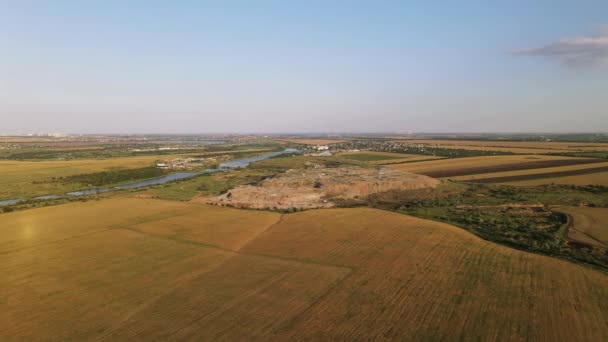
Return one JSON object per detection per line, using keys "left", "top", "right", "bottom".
{"left": 1, "top": 1, "right": 607, "bottom": 134}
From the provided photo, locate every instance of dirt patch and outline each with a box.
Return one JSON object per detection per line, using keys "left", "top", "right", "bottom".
{"left": 207, "top": 166, "right": 439, "bottom": 210}
{"left": 132, "top": 193, "right": 157, "bottom": 199}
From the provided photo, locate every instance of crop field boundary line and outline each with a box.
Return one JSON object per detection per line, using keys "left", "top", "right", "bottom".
{"left": 0, "top": 227, "right": 117, "bottom": 256}
{"left": 552, "top": 208, "right": 572, "bottom": 240}
{"left": 385, "top": 208, "right": 608, "bottom": 275}
{"left": 553, "top": 209, "right": 607, "bottom": 248}
{"left": 160, "top": 272, "right": 296, "bottom": 340}
{"left": 118, "top": 224, "right": 355, "bottom": 271}
{"left": 464, "top": 165, "right": 608, "bottom": 183}
{"left": 0, "top": 207, "right": 193, "bottom": 256}
{"left": 96, "top": 250, "right": 240, "bottom": 340}
{"left": 116, "top": 211, "right": 356, "bottom": 271}
{"left": 98, "top": 214, "right": 355, "bottom": 340}
{"left": 270, "top": 268, "right": 355, "bottom": 335}
{"left": 573, "top": 228, "right": 607, "bottom": 247}
{"left": 378, "top": 157, "right": 449, "bottom": 166}
{"left": 424, "top": 158, "right": 606, "bottom": 178}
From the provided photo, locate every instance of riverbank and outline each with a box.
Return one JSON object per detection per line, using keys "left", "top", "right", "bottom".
{"left": 0, "top": 149, "right": 300, "bottom": 209}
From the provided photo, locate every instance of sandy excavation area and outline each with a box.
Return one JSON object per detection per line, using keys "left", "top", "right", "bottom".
{"left": 207, "top": 165, "right": 439, "bottom": 210}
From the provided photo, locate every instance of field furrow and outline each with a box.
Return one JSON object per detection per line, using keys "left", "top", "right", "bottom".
{"left": 2, "top": 199, "right": 608, "bottom": 340}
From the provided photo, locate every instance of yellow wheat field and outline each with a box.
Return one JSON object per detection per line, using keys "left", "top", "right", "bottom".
{"left": 554, "top": 206, "right": 608, "bottom": 248}
{"left": 500, "top": 171, "right": 608, "bottom": 186}
{"left": 387, "top": 155, "right": 595, "bottom": 176}
{"left": 450, "top": 161, "right": 608, "bottom": 181}
{"left": 392, "top": 139, "right": 608, "bottom": 152}
{"left": 2, "top": 199, "right": 608, "bottom": 340}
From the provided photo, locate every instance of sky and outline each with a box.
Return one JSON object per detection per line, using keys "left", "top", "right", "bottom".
{"left": 1, "top": 1, "right": 607, "bottom": 134}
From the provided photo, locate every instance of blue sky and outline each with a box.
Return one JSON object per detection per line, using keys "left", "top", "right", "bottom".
{"left": 1, "top": 1, "right": 606, "bottom": 133}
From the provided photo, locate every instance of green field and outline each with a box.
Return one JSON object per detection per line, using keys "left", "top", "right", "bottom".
{"left": 251, "top": 154, "right": 368, "bottom": 171}
{"left": 340, "top": 152, "right": 407, "bottom": 161}
{"left": 0, "top": 146, "right": 283, "bottom": 201}
{"left": 0, "top": 156, "right": 175, "bottom": 200}
{"left": 143, "top": 169, "right": 272, "bottom": 201}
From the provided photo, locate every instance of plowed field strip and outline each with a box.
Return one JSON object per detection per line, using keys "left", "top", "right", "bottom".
{"left": 466, "top": 166, "right": 608, "bottom": 183}
{"left": 421, "top": 158, "right": 604, "bottom": 178}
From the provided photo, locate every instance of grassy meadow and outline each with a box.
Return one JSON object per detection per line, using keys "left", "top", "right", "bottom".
{"left": 0, "top": 155, "right": 175, "bottom": 200}
{"left": 138, "top": 168, "right": 270, "bottom": 201}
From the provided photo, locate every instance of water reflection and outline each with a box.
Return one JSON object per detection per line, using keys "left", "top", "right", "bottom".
{"left": 0, "top": 149, "right": 300, "bottom": 206}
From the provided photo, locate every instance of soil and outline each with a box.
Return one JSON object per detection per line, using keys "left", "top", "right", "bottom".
{"left": 207, "top": 165, "right": 439, "bottom": 210}
{"left": 467, "top": 166, "right": 608, "bottom": 183}
{"left": 421, "top": 158, "right": 605, "bottom": 178}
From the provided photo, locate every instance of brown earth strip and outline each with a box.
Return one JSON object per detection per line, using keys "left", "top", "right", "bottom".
{"left": 466, "top": 166, "right": 608, "bottom": 184}
{"left": 378, "top": 157, "right": 448, "bottom": 166}
{"left": 421, "top": 158, "right": 605, "bottom": 178}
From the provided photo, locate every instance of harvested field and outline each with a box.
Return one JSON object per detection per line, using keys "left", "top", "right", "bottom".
{"left": 339, "top": 151, "right": 441, "bottom": 164}
{"left": 554, "top": 206, "right": 608, "bottom": 249}
{"left": 2, "top": 229, "right": 233, "bottom": 340}
{"left": 443, "top": 145, "right": 573, "bottom": 154}
{"left": 419, "top": 158, "right": 604, "bottom": 178}
{"left": 504, "top": 171, "right": 608, "bottom": 186}
{"left": 207, "top": 166, "right": 439, "bottom": 210}
{"left": 451, "top": 161, "right": 608, "bottom": 181}
{"left": 129, "top": 204, "right": 281, "bottom": 250}
{"left": 404, "top": 144, "right": 573, "bottom": 154}
{"left": 242, "top": 208, "right": 608, "bottom": 341}
{"left": 1, "top": 198, "right": 340, "bottom": 341}
{"left": 393, "top": 139, "right": 608, "bottom": 153}
{"left": 0, "top": 198, "right": 188, "bottom": 253}
{"left": 376, "top": 156, "right": 443, "bottom": 165}
{"left": 465, "top": 166, "right": 608, "bottom": 184}
{"left": 102, "top": 253, "right": 348, "bottom": 341}
{"left": 387, "top": 155, "right": 605, "bottom": 178}
{"left": 2, "top": 200, "right": 608, "bottom": 340}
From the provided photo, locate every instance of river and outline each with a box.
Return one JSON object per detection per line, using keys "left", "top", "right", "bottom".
{"left": 0, "top": 148, "right": 300, "bottom": 206}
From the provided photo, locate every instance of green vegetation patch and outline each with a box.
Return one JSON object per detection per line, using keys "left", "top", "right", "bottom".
{"left": 55, "top": 167, "right": 167, "bottom": 187}
{"left": 340, "top": 153, "right": 406, "bottom": 161}
{"left": 362, "top": 181, "right": 608, "bottom": 271}
{"left": 144, "top": 155, "right": 371, "bottom": 202}
{"left": 145, "top": 169, "right": 272, "bottom": 201}
{"left": 251, "top": 155, "right": 371, "bottom": 172}
{"left": 553, "top": 152, "right": 608, "bottom": 159}
{"left": 333, "top": 140, "right": 514, "bottom": 158}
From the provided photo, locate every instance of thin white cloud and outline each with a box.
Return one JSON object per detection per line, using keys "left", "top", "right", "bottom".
{"left": 513, "top": 25, "right": 608, "bottom": 68}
